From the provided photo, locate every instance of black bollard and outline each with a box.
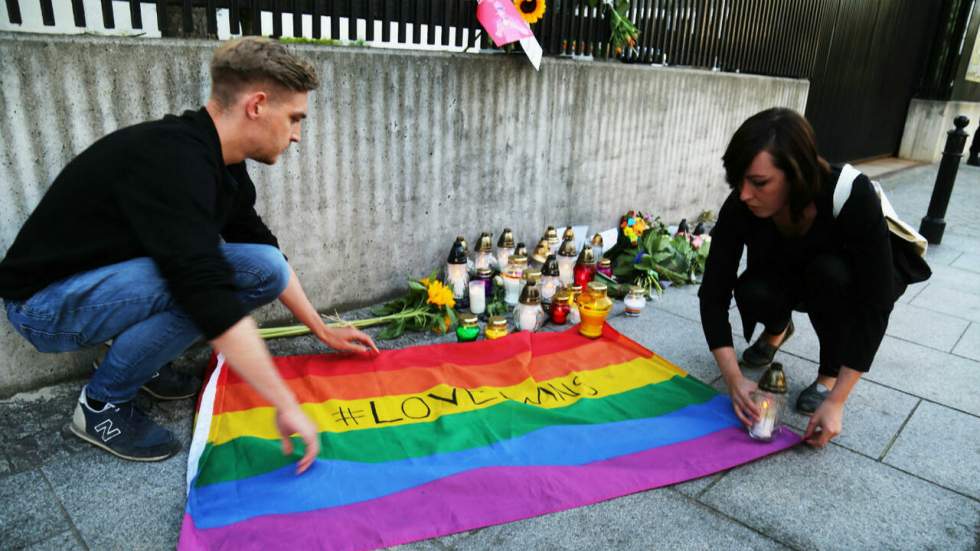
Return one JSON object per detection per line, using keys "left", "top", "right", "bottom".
{"left": 969, "top": 121, "right": 980, "bottom": 166}
{"left": 919, "top": 116, "right": 970, "bottom": 245}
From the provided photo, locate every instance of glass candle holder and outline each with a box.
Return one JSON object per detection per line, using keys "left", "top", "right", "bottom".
{"left": 515, "top": 283, "right": 545, "bottom": 332}
{"left": 473, "top": 231, "right": 494, "bottom": 271}
{"left": 485, "top": 315, "right": 509, "bottom": 340}
{"left": 455, "top": 313, "right": 480, "bottom": 343}
{"left": 624, "top": 285, "right": 647, "bottom": 317}
{"left": 550, "top": 289, "right": 572, "bottom": 325}
{"left": 446, "top": 237, "right": 469, "bottom": 309}
{"left": 590, "top": 233, "right": 604, "bottom": 260}
{"left": 749, "top": 362, "right": 789, "bottom": 441}
{"left": 578, "top": 281, "right": 612, "bottom": 338}
{"left": 596, "top": 258, "right": 613, "bottom": 278}
{"left": 557, "top": 237, "right": 577, "bottom": 286}
{"left": 574, "top": 246, "right": 597, "bottom": 289}
{"left": 501, "top": 255, "right": 527, "bottom": 306}
{"left": 544, "top": 226, "right": 560, "bottom": 256}
{"left": 568, "top": 284, "right": 583, "bottom": 324}
{"left": 475, "top": 267, "right": 493, "bottom": 300}
{"left": 468, "top": 280, "right": 486, "bottom": 315}
{"left": 496, "top": 228, "right": 516, "bottom": 269}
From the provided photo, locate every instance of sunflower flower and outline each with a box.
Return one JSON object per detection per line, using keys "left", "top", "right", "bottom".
{"left": 514, "top": 0, "right": 546, "bottom": 24}
{"left": 426, "top": 280, "right": 456, "bottom": 309}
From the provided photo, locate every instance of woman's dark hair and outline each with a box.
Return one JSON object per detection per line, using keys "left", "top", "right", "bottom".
{"left": 722, "top": 108, "right": 831, "bottom": 222}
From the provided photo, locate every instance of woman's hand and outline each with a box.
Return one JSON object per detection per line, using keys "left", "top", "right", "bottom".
{"left": 804, "top": 399, "right": 843, "bottom": 448}
{"left": 727, "top": 375, "right": 760, "bottom": 427}
{"left": 318, "top": 326, "right": 379, "bottom": 355}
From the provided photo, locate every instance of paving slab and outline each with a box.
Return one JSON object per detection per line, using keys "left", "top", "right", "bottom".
{"left": 866, "top": 335, "right": 980, "bottom": 417}
{"left": 649, "top": 286, "right": 703, "bottom": 323}
{"left": 910, "top": 285, "right": 980, "bottom": 323}
{"left": 23, "top": 530, "right": 82, "bottom": 551}
{"left": 923, "top": 243, "right": 965, "bottom": 268}
{"left": 41, "top": 444, "right": 189, "bottom": 550}
{"left": 950, "top": 252, "right": 980, "bottom": 274}
{"left": 710, "top": 353, "right": 919, "bottom": 460}
{"left": 952, "top": 322, "right": 980, "bottom": 362}
{"left": 443, "top": 489, "right": 787, "bottom": 551}
{"left": 672, "top": 471, "right": 727, "bottom": 499}
{"left": 0, "top": 470, "right": 69, "bottom": 549}
{"left": 608, "top": 307, "right": 744, "bottom": 385}
{"left": 920, "top": 263, "right": 980, "bottom": 299}
{"left": 896, "top": 281, "right": 928, "bottom": 304}
{"left": 882, "top": 401, "right": 980, "bottom": 500}
{"left": 700, "top": 443, "right": 980, "bottom": 551}
{"left": 885, "top": 302, "right": 971, "bottom": 353}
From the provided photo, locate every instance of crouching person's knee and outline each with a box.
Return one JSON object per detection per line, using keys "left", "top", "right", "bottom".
{"left": 255, "top": 245, "right": 291, "bottom": 299}
{"left": 227, "top": 244, "right": 291, "bottom": 309}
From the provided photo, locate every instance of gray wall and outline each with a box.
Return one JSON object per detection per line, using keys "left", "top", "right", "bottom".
{"left": 0, "top": 33, "right": 808, "bottom": 397}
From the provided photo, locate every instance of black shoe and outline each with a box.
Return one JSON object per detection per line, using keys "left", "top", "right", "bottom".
{"left": 796, "top": 381, "right": 832, "bottom": 415}
{"left": 92, "top": 342, "right": 199, "bottom": 401}
{"left": 141, "top": 363, "right": 200, "bottom": 401}
{"left": 742, "top": 320, "right": 795, "bottom": 368}
{"left": 69, "top": 387, "right": 181, "bottom": 461}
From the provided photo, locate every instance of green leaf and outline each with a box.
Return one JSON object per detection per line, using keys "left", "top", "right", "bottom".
{"left": 408, "top": 280, "right": 426, "bottom": 292}
{"left": 377, "top": 318, "right": 407, "bottom": 340}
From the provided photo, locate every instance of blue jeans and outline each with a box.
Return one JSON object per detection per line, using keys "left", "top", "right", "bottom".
{"left": 5, "top": 243, "right": 289, "bottom": 403}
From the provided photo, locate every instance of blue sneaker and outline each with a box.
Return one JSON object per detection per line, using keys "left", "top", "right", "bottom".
{"left": 92, "top": 342, "right": 200, "bottom": 401}
{"left": 69, "top": 388, "right": 181, "bottom": 461}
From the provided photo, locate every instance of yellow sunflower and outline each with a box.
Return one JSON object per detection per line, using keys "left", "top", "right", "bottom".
{"left": 514, "top": 0, "right": 546, "bottom": 24}
{"left": 426, "top": 280, "right": 456, "bottom": 309}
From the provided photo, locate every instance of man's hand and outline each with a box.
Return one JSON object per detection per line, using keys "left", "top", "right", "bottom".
{"left": 727, "top": 375, "right": 760, "bottom": 427}
{"left": 318, "top": 326, "right": 379, "bottom": 355}
{"left": 275, "top": 405, "right": 320, "bottom": 474}
{"left": 804, "top": 399, "right": 843, "bottom": 448}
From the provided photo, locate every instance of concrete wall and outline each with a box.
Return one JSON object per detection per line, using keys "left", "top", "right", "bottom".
{"left": 0, "top": 33, "right": 808, "bottom": 396}
{"left": 899, "top": 99, "right": 980, "bottom": 162}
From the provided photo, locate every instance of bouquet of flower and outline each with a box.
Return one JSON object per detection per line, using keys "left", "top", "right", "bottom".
{"left": 370, "top": 272, "right": 459, "bottom": 339}
{"left": 258, "top": 271, "right": 459, "bottom": 341}
{"left": 604, "top": 210, "right": 711, "bottom": 296}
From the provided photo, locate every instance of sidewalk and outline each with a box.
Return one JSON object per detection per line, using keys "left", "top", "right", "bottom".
{"left": 1, "top": 162, "right": 978, "bottom": 550}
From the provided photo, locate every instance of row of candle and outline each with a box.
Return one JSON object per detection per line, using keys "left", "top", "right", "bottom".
{"left": 445, "top": 226, "right": 608, "bottom": 308}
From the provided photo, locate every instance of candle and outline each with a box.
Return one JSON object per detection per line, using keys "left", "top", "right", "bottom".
{"left": 469, "top": 280, "right": 486, "bottom": 315}
{"left": 624, "top": 286, "right": 647, "bottom": 317}
{"left": 747, "top": 363, "right": 788, "bottom": 442}
{"left": 485, "top": 316, "right": 509, "bottom": 340}
{"left": 749, "top": 398, "right": 776, "bottom": 440}
{"left": 455, "top": 313, "right": 480, "bottom": 343}
{"left": 502, "top": 276, "right": 521, "bottom": 305}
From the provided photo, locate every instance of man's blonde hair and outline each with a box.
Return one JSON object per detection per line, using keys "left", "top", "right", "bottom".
{"left": 210, "top": 37, "right": 319, "bottom": 106}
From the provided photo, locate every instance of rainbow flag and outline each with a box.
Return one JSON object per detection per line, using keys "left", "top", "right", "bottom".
{"left": 179, "top": 325, "right": 798, "bottom": 550}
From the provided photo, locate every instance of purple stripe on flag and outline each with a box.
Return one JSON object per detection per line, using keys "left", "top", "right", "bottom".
{"left": 179, "top": 427, "right": 799, "bottom": 551}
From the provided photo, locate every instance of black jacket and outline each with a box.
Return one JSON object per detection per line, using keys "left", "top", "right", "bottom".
{"left": 0, "top": 108, "right": 282, "bottom": 339}
{"left": 698, "top": 166, "right": 896, "bottom": 372}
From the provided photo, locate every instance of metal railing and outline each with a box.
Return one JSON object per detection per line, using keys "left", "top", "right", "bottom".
{"left": 3, "top": 0, "right": 840, "bottom": 78}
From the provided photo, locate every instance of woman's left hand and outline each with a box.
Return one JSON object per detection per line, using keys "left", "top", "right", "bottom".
{"left": 803, "top": 399, "right": 843, "bottom": 448}
{"left": 318, "top": 326, "right": 379, "bottom": 355}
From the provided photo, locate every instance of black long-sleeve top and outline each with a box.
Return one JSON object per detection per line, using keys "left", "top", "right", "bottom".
{"left": 0, "top": 108, "right": 282, "bottom": 340}
{"left": 697, "top": 166, "right": 896, "bottom": 372}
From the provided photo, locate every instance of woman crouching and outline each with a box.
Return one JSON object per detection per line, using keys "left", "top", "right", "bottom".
{"left": 698, "top": 108, "right": 906, "bottom": 448}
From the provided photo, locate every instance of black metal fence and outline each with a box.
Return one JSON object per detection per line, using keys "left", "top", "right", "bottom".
{"left": 5, "top": 0, "right": 843, "bottom": 79}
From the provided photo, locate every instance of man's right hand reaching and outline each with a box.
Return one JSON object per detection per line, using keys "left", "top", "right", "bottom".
{"left": 212, "top": 316, "right": 321, "bottom": 475}
{"left": 276, "top": 404, "right": 320, "bottom": 474}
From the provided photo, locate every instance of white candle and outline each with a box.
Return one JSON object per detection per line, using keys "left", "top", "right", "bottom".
{"left": 540, "top": 277, "right": 559, "bottom": 302}
{"left": 518, "top": 307, "right": 541, "bottom": 332}
{"left": 749, "top": 399, "right": 776, "bottom": 440}
{"left": 496, "top": 248, "right": 514, "bottom": 269}
{"left": 558, "top": 256, "right": 576, "bottom": 285}
{"left": 502, "top": 275, "right": 522, "bottom": 305}
{"left": 568, "top": 305, "right": 581, "bottom": 324}
{"left": 469, "top": 281, "right": 486, "bottom": 315}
